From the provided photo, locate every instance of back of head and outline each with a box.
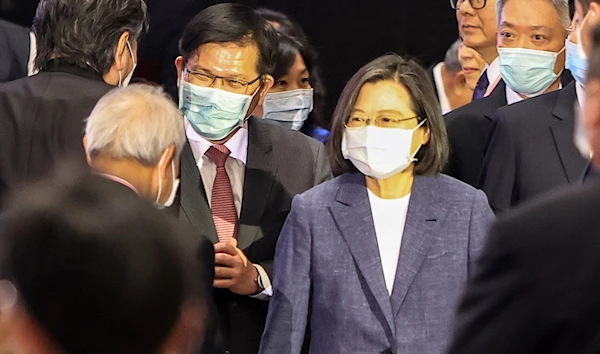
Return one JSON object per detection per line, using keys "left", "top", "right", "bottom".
{"left": 255, "top": 8, "right": 308, "bottom": 40}
{"left": 588, "top": 24, "right": 600, "bottom": 80}
{"left": 85, "top": 83, "right": 186, "bottom": 166}
{"left": 33, "top": 0, "right": 149, "bottom": 75}
{"left": 444, "top": 39, "right": 463, "bottom": 75}
{"left": 0, "top": 167, "right": 186, "bottom": 353}
{"left": 179, "top": 3, "right": 279, "bottom": 75}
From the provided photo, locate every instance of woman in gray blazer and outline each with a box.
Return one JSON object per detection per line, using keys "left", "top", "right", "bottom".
{"left": 259, "top": 53, "right": 495, "bottom": 354}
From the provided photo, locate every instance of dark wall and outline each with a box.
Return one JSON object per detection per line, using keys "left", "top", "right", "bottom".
{"left": 1, "top": 0, "right": 459, "bottom": 126}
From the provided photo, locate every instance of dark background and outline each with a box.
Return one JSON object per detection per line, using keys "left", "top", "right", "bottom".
{"left": 1, "top": 0, "right": 459, "bottom": 127}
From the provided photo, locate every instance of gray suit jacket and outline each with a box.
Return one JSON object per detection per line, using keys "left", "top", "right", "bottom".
{"left": 260, "top": 173, "right": 494, "bottom": 354}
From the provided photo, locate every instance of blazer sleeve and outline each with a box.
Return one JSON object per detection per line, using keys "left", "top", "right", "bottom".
{"left": 478, "top": 110, "right": 517, "bottom": 213}
{"left": 314, "top": 141, "right": 333, "bottom": 185}
{"left": 468, "top": 190, "right": 495, "bottom": 277}
{"left": 446, "top": 217, "right": 534, "bottom": 354}
{"left": 259, "top": 195, "right": 312, "bottom": 354}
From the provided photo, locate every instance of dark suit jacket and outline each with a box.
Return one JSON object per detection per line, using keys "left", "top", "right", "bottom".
{"left": 0, "top": 19, "right": 29, "bottom": 83}
{"left": 176, "top": 116, "right": 332, "bottom": 354}
{"left": 0, "top": 60, "right": 113, "bottom": 203}
{"left": 479, "top": 81, "right": 588, "bottom": 213}
{"left": 447, "top": 180, "right": 600, "bottom": 354}
{"left": 443, "top": 80, "right": 507, "bottom": 187}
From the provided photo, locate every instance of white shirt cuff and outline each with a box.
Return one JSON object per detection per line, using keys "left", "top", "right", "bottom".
{"left": 251, "top": 264, "right": 273, "bottom": 300}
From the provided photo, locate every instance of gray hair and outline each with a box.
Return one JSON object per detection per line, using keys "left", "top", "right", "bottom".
{"left": 444, "top": 39, "right": 463, "bottom": 74}
{"left": 497, "top": 0, "right": 571, "bottom": 30}
{"left": 85, "top": 84, "right": 186, "bottom": 166}
{"left": 33, "top": 0, "right": 149, "bottom": 74}
{"left": 328, "top": 53, "right": 448, "bottom": 176}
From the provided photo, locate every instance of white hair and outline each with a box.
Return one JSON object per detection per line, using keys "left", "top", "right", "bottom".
{"left": 85, "top": 84, "right": 186, "bottom": 165}
{"left": 496, "top": 0, "right": 571, "bottom": 31}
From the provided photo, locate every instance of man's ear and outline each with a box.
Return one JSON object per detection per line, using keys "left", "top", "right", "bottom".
{"left": 82, "top": 136, "right": 92, "bottom": 166}
{"left": 175, "top": 56, "right": 184, "bottom": 88}
{"left": 158, "top": 144, "right": 177, "bottom": 178}
{"left": 256, "top": 74, "right": 274, "bottom": 106}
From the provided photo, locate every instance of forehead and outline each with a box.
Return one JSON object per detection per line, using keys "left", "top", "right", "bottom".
{"left": 353, "top": 80, "right": 414, "bottom": 113}
{"left": 500, "top": 0, "right": 563, "bottom": 28}
{"left": 188, "top": 42, "right": 260, "bottom": 76}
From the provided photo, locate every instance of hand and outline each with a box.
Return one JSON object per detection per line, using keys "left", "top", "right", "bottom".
{"left": 214, "top": 241, "right": 260, "bottom": 295}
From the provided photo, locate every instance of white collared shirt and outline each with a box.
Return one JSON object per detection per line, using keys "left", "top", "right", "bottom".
{"left": 185, "top": 119, "right": 272, "bottom": 299}
{"left": 367, "top": 189, "right": 411, "bottom": 295}
{"left": 576, "top": 82, "right": 585, "bottom": 109}
{"left": 505, "top": 82, "right": 563, "bottom": 105}
{"left": 27, "top": 32, "right": 38, "bottom": 76}
{"left": 433, "top": 62, "right": 452, "bottom": 115}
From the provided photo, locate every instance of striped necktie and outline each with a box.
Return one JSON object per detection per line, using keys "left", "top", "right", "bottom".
{"left": 206, "top": 145, "right": 238, "bottom": 243}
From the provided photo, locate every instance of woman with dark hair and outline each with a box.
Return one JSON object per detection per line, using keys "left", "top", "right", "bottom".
{"left": 255, "top": 9, "right": 329, "bottom": 142}
{"left": 259, "top": 53, "right": 494, "bottom": 354}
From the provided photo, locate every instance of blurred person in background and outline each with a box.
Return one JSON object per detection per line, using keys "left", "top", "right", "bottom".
{"left": 256, "top": 8, "right": 329, "bottom": 142}
{"left": 83, "top": 83, "right": 216, "bottom": 353}
{"left": 0, "top": 19, "right": 33, "bottom": 82}
{"left": 458, "top": 42, "right": 487, "bottom": 91}
{"left": 0, "top": 0, "right": 148, "bottom": 204}
{"left": 0, "top": 168, "right": 210, "bottom": 354}
{"left": 444, "top": 0, "right": 572, "bottom": 188}
{"left": 430, "top": 38, "right": 475, "bottom": 114}
{"left": 260, "top": 53, "right": 494, "bottom": 354}
{"left": 173, "top": 4, "right": 332, "bottom": 353}
{"left": 446, "top": 24, "right": 600, "bottom": 354}
{"left": 479, "top": 0, "right": 587, "bottom": 213}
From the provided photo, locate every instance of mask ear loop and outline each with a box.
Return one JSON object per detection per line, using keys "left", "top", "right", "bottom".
{"left": 243, "top": 75, "right": 265, "bottom": 122}
{"left": 155, "top": 151, "right": 168, "bottom": 205}
{"left": 410, "top": 118, "right": 429, "bottom": 162}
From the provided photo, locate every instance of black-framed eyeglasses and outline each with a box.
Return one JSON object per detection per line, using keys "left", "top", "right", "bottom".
{"left": 184, "top": 68, "right": 263, "bottom": 94}
{"left": 450, "top": 0, "right": 486, "bottom": 10}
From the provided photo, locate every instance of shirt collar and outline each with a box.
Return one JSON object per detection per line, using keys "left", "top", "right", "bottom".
{"left": 433, "top": 62, "right": 451, "bottom": 114}
{"left": 486, "top": 57, "right": 501, "bottom": 85}
{"left": 576, "top": 82, "right": 585, "bottom": 110}
{"left": 95, "top": 173, "right": 139, "bottom": 195}
{"left": 505, "top": 85, "right": 525, "bottom": 105}
{"left": 185, "top": 118, "right": 248, "bottom": 164}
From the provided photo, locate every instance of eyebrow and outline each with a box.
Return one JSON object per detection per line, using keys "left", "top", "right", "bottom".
{"left": 350, "top": 109, "right": 415, "bottom": 116}
{"left": 500, "top": 21, "right": 553, "bottom": 31}
{"left": 188, "top": 66, "right": 245, "bottom": 79}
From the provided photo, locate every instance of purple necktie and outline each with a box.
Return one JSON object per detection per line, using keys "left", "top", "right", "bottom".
{"left": 472, "top": 69, "right": 489, "bottom": 101}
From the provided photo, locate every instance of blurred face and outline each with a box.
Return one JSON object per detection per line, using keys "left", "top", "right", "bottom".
{"left": 458, "top": 43, "right": 487, "bottom": 90}
{"left": 579, "top": 1, "right": 600, "bottom": 57}
{"left": 270, "top": 53, "right": 312, "bottom": 93}
{"left": 456, "top": 0, "right": 498, "bottom": 58}
{"left": 349, "top": 80, "right": 430, "bottom": 153}
{"left": 497, "top": 0, "right": 567, "bottom": 74}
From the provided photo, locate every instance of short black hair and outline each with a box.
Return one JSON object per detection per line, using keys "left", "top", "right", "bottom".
{"left": 180, "top": 3, "right": 279, "bottom": 75}
{"left": 255, "top": 8, "right": 307, "bottom": 40}
{"left": 272, "top": 33, "right": 327, "bottom": 128}
{"left": 589, "top": 24, "right": 600, "bottom": 81}
{"left": 33, "top": 0, "right": 148, "bottom": 75}
{"left": 0, "top": 167, "right": 188, "bottom": 354}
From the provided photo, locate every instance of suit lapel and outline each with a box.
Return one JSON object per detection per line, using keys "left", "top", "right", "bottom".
{"left": 238, "top": 117, "right": 278, "bottom": 251}
{"left": 329, "top": 173, "right": 395, "bottom": 334}
{"left": 179, "top": 141, "right": 219, "bottom": 244}
{"left": 483, "top": 80, "right": 507, "bottom": 121}
{"left": 550, "top": 82, "right": 586, "bottom": 183}
{"left": 390, "top": 176, "right": 447, "bottom": 318}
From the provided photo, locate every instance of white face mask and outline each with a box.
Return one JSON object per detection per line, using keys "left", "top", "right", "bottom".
{"left": 155, "top": 153, "right": 180, "bottom": 210}
{"left": 341, "top": 120, "right": 427, "bottom": 179}
{"left": 119, "top": 41, "right": 137, "bottom": 87}
{"left": 263, "top": 88, "right": 314, "bottom": 130}
{"left": 574, "top": 102, "right": 593, "bottom": 159}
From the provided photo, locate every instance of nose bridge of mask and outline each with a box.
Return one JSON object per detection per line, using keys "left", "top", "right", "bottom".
{"left": 181, "top": 80, "right": 252, "bottom": 116}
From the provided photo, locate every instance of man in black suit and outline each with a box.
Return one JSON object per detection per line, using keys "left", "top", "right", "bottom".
{"left": 0, "top": 0, "right": 149, "bottom": 203}
{"left": 0, "top": 19, "right": 30, "bottom": 82}
{"left": 444, "top": 0, "right": 573, "bottom": 187}
{"left": 478, "top": 0, "right": 585, "bottom": 212}
{"left": 445, "top": 21, "right": 600, "bottom": 354}
{"left": 173, "top": 4, "right": 332, "bottom": 353}
{"left": 82, "top": 83, "right": 215, "bottom": 353}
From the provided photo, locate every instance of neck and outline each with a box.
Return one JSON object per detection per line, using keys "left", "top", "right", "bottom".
{"left": 366, "top": 166, "right": 414, "bottom": 199}
{"left": 478, "top": 46, "right": 498, "bottom": 65}
{"left": 441, "top": 67, "right": 472, "bottom": 110}
{"left": 89, "top": 156, "right": 155, "bottom": 200}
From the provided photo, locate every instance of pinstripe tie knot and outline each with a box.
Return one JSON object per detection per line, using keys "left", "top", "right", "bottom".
{"left": 206, "top": 145, "right": 231, "bottom": 167}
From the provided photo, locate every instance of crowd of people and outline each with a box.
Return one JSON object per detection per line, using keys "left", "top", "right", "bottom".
{"left": 1, "top": 0, "right": 600, "bottom": 353}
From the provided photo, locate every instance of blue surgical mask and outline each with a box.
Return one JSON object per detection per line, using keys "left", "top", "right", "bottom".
{"left": 566, "top": 39, "right": 588, "bottom": 86}
{"left": 263, "top": 88, "right": 314, "bottom": 130}
{"left": 179, "top": 79, "right": 259, "bottom": 140}
{"left": 498, "top": 46, "right": 565, "bottom": 97}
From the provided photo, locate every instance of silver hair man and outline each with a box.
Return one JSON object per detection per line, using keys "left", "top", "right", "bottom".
{"left": 496, "top": 0, "right": 571, "bottom": 30}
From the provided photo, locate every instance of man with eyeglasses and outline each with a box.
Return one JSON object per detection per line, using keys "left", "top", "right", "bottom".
{"left": 443, "top": 0, "right": 574, "bottom": 189}
{"left": 173, "top": 3, "right": 332, "bottom": 354}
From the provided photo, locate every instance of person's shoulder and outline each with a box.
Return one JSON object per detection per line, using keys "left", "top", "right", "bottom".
{"left": 294, "top": 173, "right": 353, "bottom": 205}
{"left": 445, "top": 96, "right": 498, "bottom": 122}
{"left": 250, "top": 116, "right": 323, "bottom": 152}
{"left": 497, "top": 89, "right": 562, "bottom": 117}
{"left": 425, "top": 173, "right": 486, "bottom": 201}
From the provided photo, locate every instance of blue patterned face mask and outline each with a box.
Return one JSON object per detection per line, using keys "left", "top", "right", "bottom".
{"left": 263, "top": 89, "right": 314, "bottom": 130}
{"left": 498, "top": 46, "right": 565, "bottom": 97}
{"left": 179, "top": 80, "right": 259, "bottom": 140}
{"left": 566, "top": 39, "right": 588, "bottom": 86}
